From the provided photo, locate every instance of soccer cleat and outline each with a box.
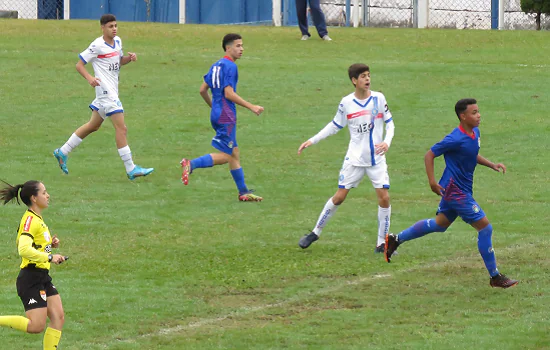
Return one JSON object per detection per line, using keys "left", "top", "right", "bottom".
{"left": 238, "top": 190, "right": 263, "bottom": 202}
{"left": 127, "top": 165, "right": 154, "bottom": 180}
{"left": 180, "top": 158, "right": 191, "bottom": 185}
{"left": 301, "top": 35, "right": 309, "bottom": 41}
{"left": 322, "top": 35, "right": 332, "bottom": 41}
{"left": 53, "top": 149, "right": 69, "bottom": 174}
{"left": 374, "top": 243, "right": 385, "bottom": 253}
{"left": 490, "top": 274, "right": 519, "bottom": 289}
{"left": 384, "top": 233, "right": 400, "bottom": 263}
{"left": 299, "top": 232, "right": 319, "bottom": 249}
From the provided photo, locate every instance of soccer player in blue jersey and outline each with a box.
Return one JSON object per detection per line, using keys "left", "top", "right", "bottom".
{"left": 180, "top": 33, "right": 264, "bottom": 202}
{"left": 384, "top": 98, "right": 518, "bottom": 288}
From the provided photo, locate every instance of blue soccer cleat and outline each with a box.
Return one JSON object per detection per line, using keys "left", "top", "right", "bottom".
{"left": 53, "top": 148, "right": 69, "bottom": 174}
{"left": 127, "top": 165, "right": 154, "bottom": 180}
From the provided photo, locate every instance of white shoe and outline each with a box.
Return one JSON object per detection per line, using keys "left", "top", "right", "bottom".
{"left": 322, "top": 35, "right": 332, "bottom": 41}
{"left": 301, "top": 35, "right": 309, "bottom": 41}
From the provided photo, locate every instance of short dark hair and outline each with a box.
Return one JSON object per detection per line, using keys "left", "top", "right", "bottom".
{"left": 348, "top": 63, "right": 370, "bottom": 85}
{"left": 455, "top": 98, "right": 477, "bottom": 119}
{"left": 222, "top": 33, "right": 242, "bottom": 51}
{"left": 0, "top": 180, "right": 42, "bottom": 206}
{"left": 100, "top": 14, "right": 117, "bottom": 26}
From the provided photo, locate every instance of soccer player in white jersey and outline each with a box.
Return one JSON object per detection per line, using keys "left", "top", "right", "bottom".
{"left": 297, "top": 63, "right": 395, "bottom": 252}
{"left": 53, "top": 14, "right": 154, "bottom": 180}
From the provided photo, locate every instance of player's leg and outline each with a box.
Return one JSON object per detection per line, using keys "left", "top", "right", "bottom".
{"left": 295, "top": 0, "right": 310, "bottom": 38}
{"left": 368, "top": 163, "right": 392, "bottom": 252}
{"left": 110, "top": 112, "right": 154, "bottom": 180}
{"left": 384, "top": 200, "right": 454, "bottom": 263}
{"left": 467, "top": 205, "right": 518, "bottom": 288}
{"left": 54, "top": 110, "right": 104, "bottom": 174}
{"left": 308, "top": 0, "right": 329, "bottom": 38}
{"left": 44, "top": 294, "right": 64, "bottom": 350}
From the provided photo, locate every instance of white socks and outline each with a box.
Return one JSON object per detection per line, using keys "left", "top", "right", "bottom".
{"left": 60, "top": 133, "right": 82, "bottom": 155}
{"left": 118, "top": 145, "right": 135, "bottom": 173}
{"left": 377, "top": 206, "right": 391, "bottom": 246}
{"left": 312, "top": 197, "right": 339, "bottom": 236}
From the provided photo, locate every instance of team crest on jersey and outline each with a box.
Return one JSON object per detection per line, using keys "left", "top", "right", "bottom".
{"left": 472, "top": 205, "right": 480, "bottom": 213}
{"left": 40, "top": 290, "right": 47, "bottom": 301}
{"left": 478, "top": 137, "right": 481, "bottom": 148}
{"left": 339, "top": 174, "right": 344, "bottom": 181}
{"left": 116, "top": 100, "right": 122, "bottom": 107}
{"left": 228, "top": 141, "right": 234, "bottom": 149}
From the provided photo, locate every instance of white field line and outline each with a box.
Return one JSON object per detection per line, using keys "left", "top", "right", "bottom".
{"left": 115, "top": 244, "right": 524, "bottom": 345}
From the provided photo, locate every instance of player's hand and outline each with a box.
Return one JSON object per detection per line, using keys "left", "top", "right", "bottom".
{"left": 375, "top": 142, "right": 389, "bottom": 155}
{"left": 51, "top": 254, "right": 66, "bottom": 265}
{"left": 87, "top": 77, "right": 101, "bottom": 87}
{"left": 128, "top": 52, "right": 137, "bottom": 62}
{"left": 430, "top": 182, "right": 445, "bottom": 196}
{"left": 298, "top": 140, "right": 313, "bottom": 155}
{"left": 250, "top": 105, "right": 264, "bottom": 116}
{"left": 492, "top": 163, "right": 506, "bottom": 174}
{"left": 51, "top": 235, "right": 60, "bottom": 248}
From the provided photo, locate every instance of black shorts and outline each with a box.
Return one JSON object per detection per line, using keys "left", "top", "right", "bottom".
{"left": 16, "top": 266, "right": 59, "bottom": 311}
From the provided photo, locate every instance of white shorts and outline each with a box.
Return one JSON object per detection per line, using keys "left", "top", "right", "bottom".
{"left": 338, "top": 161, "right": 390, "bottom": 190}
{"left": 89, "top": 95, "right": 124, "bottom": 119}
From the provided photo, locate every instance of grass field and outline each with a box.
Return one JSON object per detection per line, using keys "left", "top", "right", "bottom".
{"left": 0, "top": 19, "right": 549, "bottom": 349}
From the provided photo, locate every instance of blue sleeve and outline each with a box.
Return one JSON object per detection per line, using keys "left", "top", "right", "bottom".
{"left": 204, "top": 66, "right": 214, "bottom": 89}
{"left": 431, "top": 134, "right": 460, "bottom": 157}
{"left": 222, "top": 64, "right": 237, "bottom": 89}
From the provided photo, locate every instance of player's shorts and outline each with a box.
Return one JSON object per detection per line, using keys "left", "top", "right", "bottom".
{"left": 16, "top": 266, "right": 59, "bottom": 311}
{"left": 436, "top": 194, "right": 486, "bottom": 224}
{"left": 89, "top": 95, "right": 124, "bottom": 119}
{"left": 211, "top": 122, "right": 238, "bottom": 155}
{"left": 338, "top": 160, "right": 390, "bottom": 190}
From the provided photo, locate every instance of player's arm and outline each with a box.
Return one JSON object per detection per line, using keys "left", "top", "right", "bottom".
{"left": 120, "top": 52, "right": 137, "bottom": 65}
{"left": 477, "top": 155, "right": 506, "bottom": 173}
{"left": 76, "top": 60, "right": 101, "bottom": 87}
{"left": 200, "top": 82, "right": 212, "bottom": 108}
{"left": 18, "top": 235, "right": 65, "bottom": 264}
{"left": 298, "top": 121, "right": 342, "bottom": 155}
{"left": 224, "top": 86, "right": 264, "bottom": 116}
{"left": 425, "top": 150, "right": 444, "bottom": 196}
{"left": 375, "top": 97, "right": 394, "bottom": 155}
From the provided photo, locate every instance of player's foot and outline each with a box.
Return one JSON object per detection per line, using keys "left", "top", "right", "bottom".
{"left": 384, "top": 233, "right": 400, "bottom": 263}
{"left": 301, "top": 35, "right": 309, "bottom": 41}
{"left": 238, "top": 190, "right": 263, "bottom": 202}
{"left": 53, "top": 149, "right": 69, "bottom": 174}
{"left": 299, "top": 232, "right": 319, "bottom": 249}
{"left": 127, "top": 165, "right": 154, "bottom": 180}
{"left": 322, "top": 35, "right": 332, "bottom": 41}
{"left": 180, "top": 158, "right": 191, "bottom": 185}
{"left": 374, "top": 243, "right": 385, "bottom": 253}
{"left": 490, "top": 274, "right": 519, "bottom": 289}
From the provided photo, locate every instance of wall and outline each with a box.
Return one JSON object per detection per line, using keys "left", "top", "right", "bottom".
{"left": 186, "top": 0, "right": 272, "bottom": 24}
{"left": 69, "top": 0, "right": 179, "bottom": 23}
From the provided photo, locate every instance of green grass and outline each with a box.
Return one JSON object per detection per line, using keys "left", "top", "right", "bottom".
{"left": 0, "top": 19, "right": 549, "bottom": 349}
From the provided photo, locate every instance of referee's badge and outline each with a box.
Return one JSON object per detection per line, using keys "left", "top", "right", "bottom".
{"left": 40, "top": 290, "right": 47, "bottom": 301}
{"left": 44, "top": 231, "right": 51, "bottom": 242}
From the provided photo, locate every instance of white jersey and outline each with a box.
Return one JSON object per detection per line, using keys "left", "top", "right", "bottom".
{"left": 333, "top": 91, "right": 393, "bottom": 166}
{"left": 79, "top": 36, "right": 124, "bottom": 98}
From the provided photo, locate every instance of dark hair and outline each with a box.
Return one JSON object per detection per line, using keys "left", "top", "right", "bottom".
{"left": 222, "top": 33, "right": 242, "bottom": 51}
{"left": 100, "top": 14, "right": 117, "bottom": 26}
{"left": 455, "top": 98, "right": 477, "bottom": 119}
{"left": 0, "top": 180, "right": 41, "bottom": 206}
{"left": 348, "top": 63, "right": 370, "bottom": 85}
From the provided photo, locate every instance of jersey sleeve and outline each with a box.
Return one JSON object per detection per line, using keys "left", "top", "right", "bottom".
{"left": 20, "top": 214, "right": 36, "bottom": 238}
{"left": 221, "top": 64, "right": 237, "bottom": 90}
{"left": 79, "top": 41, "right": 98, "bottom": 65}
{"left": 380, "top": 94, "right": 393, "bottom": 123}
{"left": 332, "top": 99, "right": 347, "bottom": 129}
{"left": 431, "top": 133, "right": 460, "bottom": 157}
{"left": 116, "top": 37, "right": 123, "bottom": 56}
{"left": 203, "top": 66, "right": 214, "bottom": 89}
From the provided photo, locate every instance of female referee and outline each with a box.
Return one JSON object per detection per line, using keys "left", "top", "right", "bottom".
{"left": 0, "top": 180, "right": 66, "bottom": 350}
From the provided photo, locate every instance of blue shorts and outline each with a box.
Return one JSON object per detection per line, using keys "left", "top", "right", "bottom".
{"left": 211, "top": 122, "right": 237, "bottom": 155}
{"left": 436, "top": 194, "right": 486, "bottom": 224}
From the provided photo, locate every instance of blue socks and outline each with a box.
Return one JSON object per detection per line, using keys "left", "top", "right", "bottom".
{"left": 398, "top": 219, "right": 446, "bottom": 242}
{"left": 190, "top": 154, "right": 213, "bottom": 172}
{"left": 230, "top": 168, "right": 248, "bottom": 194}
{"left": 478, "top": 224, "right": 499, "bottom": 277}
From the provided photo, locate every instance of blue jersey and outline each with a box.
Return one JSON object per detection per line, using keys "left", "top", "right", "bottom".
{"left": 203, "top": 56, "right": 238, "bottom": 124}
{"left": 431, "top": 125, "right": 480, "bottom": 196}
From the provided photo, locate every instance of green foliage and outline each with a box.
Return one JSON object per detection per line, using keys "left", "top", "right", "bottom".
{"left": 0, "top": 20, "right": 549, "bottom": 349}
{"left": 520, "top": 0, "right": 550, "bottom": 14}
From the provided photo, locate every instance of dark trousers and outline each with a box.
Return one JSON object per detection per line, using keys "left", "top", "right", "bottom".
{"left": 295, "top": 0, "right": 328, "bottom": 38}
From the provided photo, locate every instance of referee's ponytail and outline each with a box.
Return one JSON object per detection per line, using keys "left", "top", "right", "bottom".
{"left": 0, "top": 180, "right": 41, "bottom": 206}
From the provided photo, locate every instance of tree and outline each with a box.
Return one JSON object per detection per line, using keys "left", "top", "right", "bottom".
{"left": 520, "top": 0, "right": 550, "bottom": 30}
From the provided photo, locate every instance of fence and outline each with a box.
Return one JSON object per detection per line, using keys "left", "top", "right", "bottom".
{"left": 0, "top": 0, "right": 63, "bottom": 19}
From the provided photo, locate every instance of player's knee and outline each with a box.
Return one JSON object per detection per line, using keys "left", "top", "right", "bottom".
{"left": 26, "top": 319, "right": 46, "bottom": 333}
{"left": 50, "top": 311, "right": 65, "bottom": 329}
{"left": 115, "top": 124, "right": 128, "bottom": 135}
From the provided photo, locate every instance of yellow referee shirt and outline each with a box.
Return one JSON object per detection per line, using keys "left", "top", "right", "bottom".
{"left": 16, "top": 210, "right": 52, "bottom": 270}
